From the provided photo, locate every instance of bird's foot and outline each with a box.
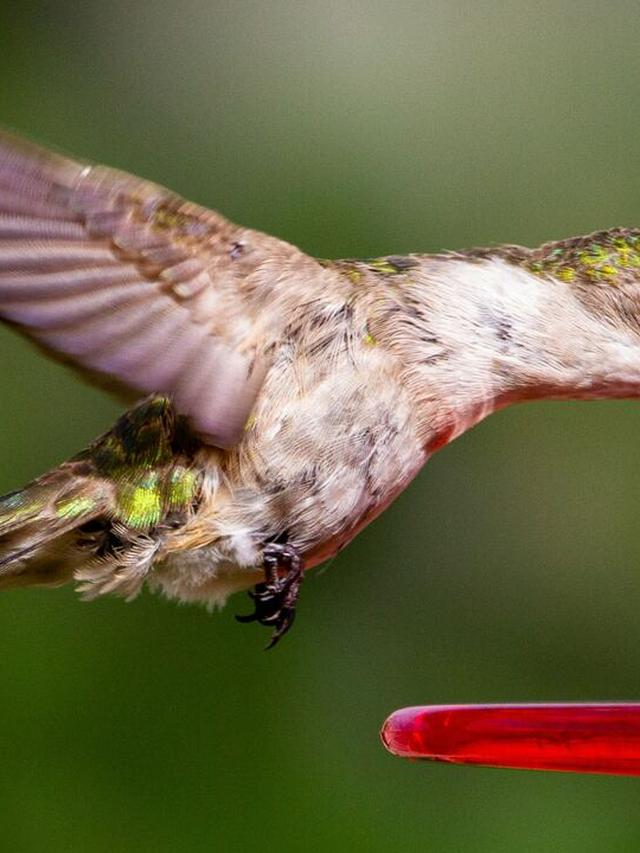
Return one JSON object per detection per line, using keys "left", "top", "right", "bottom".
{"left": 235, "top": 543, "right": 304, "bottom": 649}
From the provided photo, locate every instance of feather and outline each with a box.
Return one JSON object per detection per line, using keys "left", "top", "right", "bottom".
{"left": 0, "top": 396, "right": 202, "bottom": 596}
{"left": 0, "top": 129, "right": 320, "bottom": 448}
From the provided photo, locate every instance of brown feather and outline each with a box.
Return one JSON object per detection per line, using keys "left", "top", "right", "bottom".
{"left": 0, "top": 129, "right": 321, "bottom": 448}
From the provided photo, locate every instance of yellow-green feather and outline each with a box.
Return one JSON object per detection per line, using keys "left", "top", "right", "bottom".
{"left": 527, "top": 229, "right": 640, "bottom": 285}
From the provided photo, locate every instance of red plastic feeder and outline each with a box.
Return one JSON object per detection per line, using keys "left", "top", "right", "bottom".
{"left": 381, "top": 704, "right": 640, "bottom": 776}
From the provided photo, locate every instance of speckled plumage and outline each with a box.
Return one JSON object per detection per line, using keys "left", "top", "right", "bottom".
{"left": 1, "top": 130, "right": 640, "bottom": 638}
{"left": 464, "top": 227, "right": 640, "bottom": 286}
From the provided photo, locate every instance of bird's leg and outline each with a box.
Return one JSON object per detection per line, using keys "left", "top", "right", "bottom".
{"left": 235, "top": 543, "right": 304, "bottom": 648}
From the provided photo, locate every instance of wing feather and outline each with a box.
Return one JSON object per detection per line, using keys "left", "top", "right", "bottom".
{"left": 0, "top": 265, "right": 144, "bottom": 300}
{"left": 0, "top": 130, "right": 319, "bottom": 447}
{"left": 0, "top": 215, "right": 87, "bottom": 240}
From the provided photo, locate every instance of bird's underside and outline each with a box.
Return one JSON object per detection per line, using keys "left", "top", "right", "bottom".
{"left": 2, "top": 128, "right": 640, "bottom": 646}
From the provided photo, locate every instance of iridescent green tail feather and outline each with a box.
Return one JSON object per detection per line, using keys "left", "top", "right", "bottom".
{"left": 0, "top": 396, "right": 202, "bottom": 597}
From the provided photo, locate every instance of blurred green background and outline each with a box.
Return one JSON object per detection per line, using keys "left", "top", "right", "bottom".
{"left": 1, "top": 1, "right": 640, "bottom": 850}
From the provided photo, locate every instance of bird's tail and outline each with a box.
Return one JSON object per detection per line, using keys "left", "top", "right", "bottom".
{"left": 0, "top": 463, "right": 111, "bottom": 590}
{"left": 0, "top": 396, "right": 201, "bottom": 599}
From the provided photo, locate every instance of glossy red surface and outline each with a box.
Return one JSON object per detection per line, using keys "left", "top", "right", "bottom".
{"left": 381, "top": 704, "right": 640, "bottom": 775}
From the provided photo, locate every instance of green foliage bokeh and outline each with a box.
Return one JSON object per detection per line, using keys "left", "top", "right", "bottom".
{"left": 1, "top": 2, "right": 640, "bottom": 850}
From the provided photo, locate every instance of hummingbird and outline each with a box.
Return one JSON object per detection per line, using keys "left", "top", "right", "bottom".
{"left": 0, "top": 129, "right": 639, "bottom": 647}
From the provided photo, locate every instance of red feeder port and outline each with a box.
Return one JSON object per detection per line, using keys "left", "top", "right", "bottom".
{"left": 381, "top": 704, "right": 640, "bottom": 776}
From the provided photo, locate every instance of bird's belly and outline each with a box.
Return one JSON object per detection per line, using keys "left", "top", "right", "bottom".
{"left": 150, "top": 545, "right": 264, "bottom": 608}
{"left": 302, "top": 458, "right": 426, "bottom": 568}
{"left": 153, "top": 449, "right": 426, "bottom": 609}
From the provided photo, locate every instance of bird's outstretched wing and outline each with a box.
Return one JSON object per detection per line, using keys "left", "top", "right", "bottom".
{"left": 0, "top": 129, "right": 314, "bottom": 447}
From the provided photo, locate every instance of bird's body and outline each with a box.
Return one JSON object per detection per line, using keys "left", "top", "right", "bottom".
{"left": 1, "top": 129, "right": 640, "bottom": 642}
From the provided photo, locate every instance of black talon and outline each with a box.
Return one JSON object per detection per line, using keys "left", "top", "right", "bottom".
{"left": 235, "top": 543, "right": 304, "bottom": 648}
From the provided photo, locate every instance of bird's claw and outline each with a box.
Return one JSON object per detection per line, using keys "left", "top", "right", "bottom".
{"left": 235, "top": 543, "right": 304, "bottom": 648}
